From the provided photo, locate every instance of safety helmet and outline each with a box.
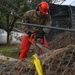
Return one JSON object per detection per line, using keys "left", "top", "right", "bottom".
{"left": 38, "top": 1, "right": 49, "bottom": 15}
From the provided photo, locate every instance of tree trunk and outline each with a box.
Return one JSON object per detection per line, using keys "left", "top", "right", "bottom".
{"left": 7, "top": 31, "right": 10, "bottom": 44}
{"left": 6, "top": 15, "right": 18, "bottom": 44}
{"left": 6, "top": 15, "right": 10, "bottom": 44}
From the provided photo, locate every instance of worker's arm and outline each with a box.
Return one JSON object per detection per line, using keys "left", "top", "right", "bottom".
{"left": 22, "top": 12, "right": 29, "bottom": 32}
{"left": 43, "top": 15, "right": 52, "bottom": 34}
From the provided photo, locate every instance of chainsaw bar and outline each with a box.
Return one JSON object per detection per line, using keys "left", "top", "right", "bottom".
{"left": 36, "top": 43, "right": 51, "bottom": 53}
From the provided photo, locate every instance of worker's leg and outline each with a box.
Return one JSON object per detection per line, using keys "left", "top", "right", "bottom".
{"left": 38, "top": 36, "right": 49, "bottom": 55}
{"left": 43, "top": 36, "right": 49, "bottom": 48}
{"left": 19, "top": 33, "right": 31, "bottom": 60}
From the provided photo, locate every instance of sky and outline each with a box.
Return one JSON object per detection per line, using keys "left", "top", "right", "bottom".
{"left": 62, "top": 0, "right": 75, "bottom": 6}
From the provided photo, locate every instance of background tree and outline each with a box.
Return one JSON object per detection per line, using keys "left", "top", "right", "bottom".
{"left": 0, "top": 0, "right": 55, "bottom": 44}
{"left": 0, "top": 0, "right": 31, "bottom": 44}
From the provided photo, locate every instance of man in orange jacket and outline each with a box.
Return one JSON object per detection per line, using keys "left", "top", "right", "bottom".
{"left": 19, "top": 1, "right": 52, "bottom": 60}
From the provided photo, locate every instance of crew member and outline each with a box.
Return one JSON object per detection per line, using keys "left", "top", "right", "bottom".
{"left": 19, "top": 1, "right": 52, "bottom": 60}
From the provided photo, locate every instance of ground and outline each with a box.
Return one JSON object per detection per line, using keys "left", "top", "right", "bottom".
{"left": 0, "top": 44, "right": 20, "bottom": 58}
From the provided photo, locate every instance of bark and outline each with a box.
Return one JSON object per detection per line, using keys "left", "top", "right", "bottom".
{"left": 6, "top": 15, "right": 18, "bottom": 44}
{"left": 6, "top": 15, "right": 10, "bottom": 44}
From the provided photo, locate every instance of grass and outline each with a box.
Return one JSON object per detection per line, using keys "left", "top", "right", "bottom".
{"left": 0, "top": 44, "right": 34, "bottom": 59}
{"left": 0, "top": 44, "right": 20, "bottom": 59}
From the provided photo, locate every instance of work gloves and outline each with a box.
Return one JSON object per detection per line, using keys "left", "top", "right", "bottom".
{"left": 28, "top": 31, "right": 36, "bottom": 45}
{"left": 28, "top": 30, "right": 45, "bottom": 45}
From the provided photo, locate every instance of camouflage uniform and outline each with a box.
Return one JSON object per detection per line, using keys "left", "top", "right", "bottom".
{"left": 19, "top": 10, "right": 52, "bottom": 60}
{"left": 23, "top": 10, "right": 52, "bottom": 33}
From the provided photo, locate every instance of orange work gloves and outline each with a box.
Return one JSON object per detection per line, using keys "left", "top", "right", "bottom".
{"left": 28, "top": 33, "right": 36, "bottom": 45}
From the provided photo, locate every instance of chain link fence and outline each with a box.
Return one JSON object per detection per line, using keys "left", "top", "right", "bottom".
{"left": 0, "top": 0, "right": 75, "bottom": 75}
{"left": 0, "top": 45, "right": 75, "bottom": 75}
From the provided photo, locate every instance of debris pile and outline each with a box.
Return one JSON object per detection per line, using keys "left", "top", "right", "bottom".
{"left": 42, "top": 45, "right": 75, "bottom": 75}
{"left": 0, "top": 28, "right": 75, "bottom": 74}
{"left": 0, "top": 45, "right": 75, "bottom": 75}
{"left": 49, "top": 31, "right": 75, "bottom": 49}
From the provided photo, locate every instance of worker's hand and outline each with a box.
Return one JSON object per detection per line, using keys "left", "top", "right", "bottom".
{"left": 43, "top": 28, "right": 50, "bottom": 34}
{"left": 34, "top": 30, "right": 45, "bottom": 39}
{"left": 29, "top": 33, "right": 36, "bottom": 45}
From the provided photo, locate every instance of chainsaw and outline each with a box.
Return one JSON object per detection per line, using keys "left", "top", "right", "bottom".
{"left": 36, "top": 42, "right": 50, "bottom": 53}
